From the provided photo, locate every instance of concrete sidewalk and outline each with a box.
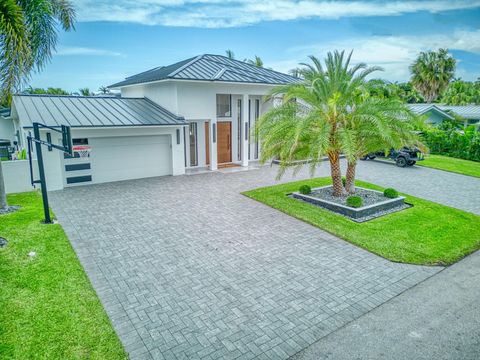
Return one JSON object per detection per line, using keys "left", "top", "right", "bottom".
{"left": 292, "top": 250, "right": 480, "bottom": 360}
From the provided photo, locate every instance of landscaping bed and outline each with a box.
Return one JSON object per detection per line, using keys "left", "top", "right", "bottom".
{"left": 292, "top": 185, "right": 409, "bottom": 222}
{"left": 244, "top": 178, "right": 480, "bottom": 265}
{"left": 0, "top": 192, "right": 126, "bottom": 359}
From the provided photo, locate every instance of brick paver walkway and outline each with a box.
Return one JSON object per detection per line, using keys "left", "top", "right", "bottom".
{"left": 50, "top": 163, "right": 449, "bottom": 359}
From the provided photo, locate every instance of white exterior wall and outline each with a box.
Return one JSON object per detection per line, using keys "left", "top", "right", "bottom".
{"left": 0, "top": 116, "right": 15, "bottom": 142}
{"left": 2, "top": 160, "right": 37, "bottom": 194}
{"left": 122, "top": 80, "right": 276, "bottom": 169}
{"left": 121, "top": 82, "right": 179, "bottom": 115}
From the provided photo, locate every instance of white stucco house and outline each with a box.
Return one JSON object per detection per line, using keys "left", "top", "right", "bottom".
{"left": 2, "top": 54, "right": 298, "bottom": 192}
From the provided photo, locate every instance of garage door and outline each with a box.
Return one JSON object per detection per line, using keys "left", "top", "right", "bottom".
{"left": 64, "top": 135, "right": 172, "bottom": 186}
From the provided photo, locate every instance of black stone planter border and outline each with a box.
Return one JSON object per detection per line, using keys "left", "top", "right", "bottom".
{"left": 291, "top": 186, "right": 409, "bottom": 222}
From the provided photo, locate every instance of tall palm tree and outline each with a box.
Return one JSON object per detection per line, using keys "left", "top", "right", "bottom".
{"left": 0, "top": 0, "right": 75, "bottom": 101}
{"left": 0, "top": 0, "right": 75, "bottom": 211}
{"left": 410, "top": 49, "right": 456, "bottom": 103}
{"left": 256, "top": 50, "right": 421, "bottom": 196}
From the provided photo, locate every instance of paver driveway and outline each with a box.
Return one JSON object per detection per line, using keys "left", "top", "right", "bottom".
{"left": 49, "top": 162, "right": 450, "bottom": 360}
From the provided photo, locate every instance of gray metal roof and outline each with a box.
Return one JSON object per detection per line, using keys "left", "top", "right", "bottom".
{"left": 408, "top": 103, "right": 480, "bottom": 120}
{"left": 407, "top": 104, "right": 455, "bottom": 120}
{"left": 13, "top": 94, "right": 186, "bottom": 128}
{"left": 110, "top": 54, "right": 299, "bottom": 88}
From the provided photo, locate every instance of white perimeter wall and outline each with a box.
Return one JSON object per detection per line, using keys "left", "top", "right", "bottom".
{"left": 2, "top": 160, "right": 37, "bottom": 194}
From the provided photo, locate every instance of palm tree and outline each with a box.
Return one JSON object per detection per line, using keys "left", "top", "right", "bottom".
{"left": 0, "top": 0, "right": 75, "bottom": 211}
{"left": 288, "top": 68, "right": 303, "bottom": 78}
{"left": 440, "top": 80, "right": 479, "bottom": 105}
{"left": 246, "top": 55, "right": 264, "bottom": 67}
{"left": 0, "top": 0, "right": 75, "bottom": 102}
{"left": 78, "top": 87, "right": 92, "bottom": 96}
{"left": 256, "top": 50, "right": 421, "bottom": 196}
{"left": 225, "top": 49, "right": 235, "bottom": 59}
{"left": 410, "top": 49, "right": 456, "bottom": 103}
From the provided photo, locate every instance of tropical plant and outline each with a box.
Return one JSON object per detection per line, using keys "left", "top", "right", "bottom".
{"left": 256, "top": 50, "right": 422, "bottom": 196}
{"left": 98, "top": 85, "right": 110, "bottom": 94}
{"left": 24, "top": 86, "right": 70, "bottom": 95}
{"left": 0, "top": 0, "right": 75, "bottom": 102}
{"left": 78, "top": 87, "right": 92, "bottom": 96}
{"left": 246, "top": 55, "right": 264, "bottom": 67}
{"left": 225, "top": 49, "right": 235, "bottom": 59}
{"left": 289, "top": 68, "right": 303, "bottom": 78}
{"left": 410, "top": 49, "right": 456, "bottom": 103}
{"left": 0, "top": 0, "right": 75, "bottom": 211}
{"left": 440, "top": 79, "right": 480, "bottom": 105}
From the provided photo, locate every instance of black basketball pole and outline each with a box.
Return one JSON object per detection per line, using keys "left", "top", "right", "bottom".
{"left": 33, "top": 123, "right": 52, "bottom": 223}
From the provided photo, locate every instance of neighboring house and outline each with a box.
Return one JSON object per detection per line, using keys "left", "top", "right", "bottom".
{"left": 6, "top": 54, "right": 297, "bottom": 191}
{"left": 0, "top": 108, "right": 15, "bottom": 144}
{"left": 408, "top": 104, "right": 480, "bottom": 127}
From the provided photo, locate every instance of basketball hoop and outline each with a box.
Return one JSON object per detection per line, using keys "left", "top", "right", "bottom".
{"left": 72, "top": 145, "right": 91, "bottom": 158}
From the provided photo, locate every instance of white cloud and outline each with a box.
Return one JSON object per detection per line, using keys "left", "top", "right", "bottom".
{"left": 74, "top": 0, "right": 480, "bottom": 28}
{"left": 269, "top": 29, "right": 480, "bottom": 81}
{"left": 56, "top": 47, "right": 124, "bottom": 57}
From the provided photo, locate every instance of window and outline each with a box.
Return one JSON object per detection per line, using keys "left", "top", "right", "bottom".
{"left": 216, "top": 94, "right": 231, "bottom": 117}
{"left": 237, "top": 99, "right": 242, "bottom": 161}
{"left": 255, "top": 99, "right": 260, "bottom": 159}
{"left": 189, "top": 123, "right": 198, "bottom": 166}
{"left": 248, "top": 99, "right": 251, "bottom": 160}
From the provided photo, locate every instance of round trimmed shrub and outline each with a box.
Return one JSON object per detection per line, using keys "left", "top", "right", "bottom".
{"left": 346, "top": 195, "right": 363, "bottom": 208}
{"left": 383, "top": 188, "right": 399, "bottom": 199}
{"left": 299, "top": 185, "right": 312, "bottom": 195}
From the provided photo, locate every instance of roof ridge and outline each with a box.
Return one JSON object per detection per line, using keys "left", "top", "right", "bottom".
{"left": 15, "top": 94, "right": 136, "bottom": 99}
{"left": 167, "top": 54, "right": 204, "bottom": 78}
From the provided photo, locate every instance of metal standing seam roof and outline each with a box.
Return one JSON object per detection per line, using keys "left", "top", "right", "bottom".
{"left": 109, "top": 54, "right": 300, "bottom": 88}
{"left": 13, "top": 94, "right": 187, "bottom": 128}
{"left": 407, "top": 104, "right": 455, "bottom": 120}
{"left": 407, "top": 103, "right": 480, "bottom": 120}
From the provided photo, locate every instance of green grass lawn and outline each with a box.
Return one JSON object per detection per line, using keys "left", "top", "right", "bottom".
{"left": 0, "top": 192, "right": 127, "bottom": 359}
{"left": 418, "top": 154, "right": 480, "bottom": 178}
{"left": 244, "top": 178, "right": 480, "bottom": 266}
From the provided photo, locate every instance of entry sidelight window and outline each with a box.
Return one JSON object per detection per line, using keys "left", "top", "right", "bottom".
{"left": 189, "top": 122, "right": 198, "bottom": 166}
{"left": 255, "top": 99, "right": 260, "bottom": 159}
{"left": 216, "top": 94, "right": 231, "bottom": 117}
{"left": 237, "top": 99, "right": 242, "bottom": 160}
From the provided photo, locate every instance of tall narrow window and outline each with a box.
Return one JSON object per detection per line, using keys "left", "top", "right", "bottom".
{"left": 189, "top": 122, "right": 198, "bottom": 166}
{"left": 248, "top": 99, "right": 251, "bottom": 160}
{"left": 216, "top": 94, "right": 231, "bottom": 117}
{"left": 237, "top": 99, "right": 242, "bottom": 161}
{"left": 255, "top": 99, "right": 260, "bottom": 159}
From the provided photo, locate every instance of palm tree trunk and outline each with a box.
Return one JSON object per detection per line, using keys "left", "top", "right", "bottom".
{"left": 328, "top": 151, "right": 345, "bottom": 196}
{"left": 345, "top": 161, "right": 356, "bottom": 194}
{"left": 0, "top": 160, "right": 7, "bottom": 210}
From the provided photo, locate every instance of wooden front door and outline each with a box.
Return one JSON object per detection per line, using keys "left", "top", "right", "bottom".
{"left": 217, "top": 122, "right": 232, "bottom": 164}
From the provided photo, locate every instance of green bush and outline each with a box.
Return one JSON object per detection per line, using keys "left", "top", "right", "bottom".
{"left": 342, "top": 176, "right": 346, "bottom": 187}
{"left": 346, "top": 195, "right": 363, "bottom": 208}
{"left": 422, "top": 126, "right": 480, "bottom": 162}
{"left": 299, "top": 185, "right": 312, "bottom": 194}
{"left": 383, "top": 188, "right": 399, "bottom": 198}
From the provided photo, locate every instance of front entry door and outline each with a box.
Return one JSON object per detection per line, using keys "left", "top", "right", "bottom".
{"left": 217, "top": 121, "right": 232, "bottom": 164}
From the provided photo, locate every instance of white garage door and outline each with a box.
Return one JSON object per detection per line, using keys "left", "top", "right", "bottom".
{"left": 64, "top": 135, "right": 172, "bottom": 186}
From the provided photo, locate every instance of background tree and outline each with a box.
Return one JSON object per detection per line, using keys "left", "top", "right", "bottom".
{"left": 78, "top": 87, "right": 92, "bottom": 96}
{"left": 0, "top": 0, "right": 75, "bottom": 211}
{"left": 225, "top": 49, "right": 235, "bottom": 59}
{"left": 410, "top": 48, "right": 456, "bottom": 103}
{"left": 288, "top": 67, "right": 303, "bottom": 78}
{"left": 24, "top": 86, "right": 70, "bottom": 95}
{"left": 246, "top": 55, "right": 264, "bottom": 67}
{"left": 440, "top": 79, "right": 480, "bottom": 105}
{"left": 256, "top": 50, "right": 421, "bottom": 196}
{"left": 98, "top": 85, "right": 110, "bottom": 94}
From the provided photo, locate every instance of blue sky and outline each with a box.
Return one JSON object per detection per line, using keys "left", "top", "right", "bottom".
{"left": 30, "top": 0, "right": 480, "bottom": 92}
